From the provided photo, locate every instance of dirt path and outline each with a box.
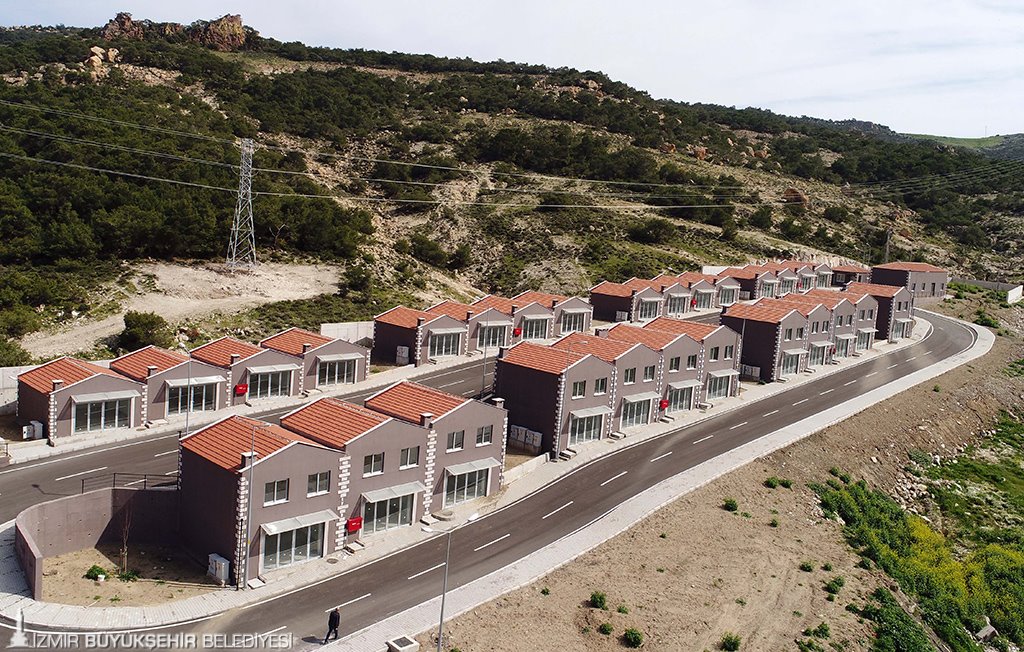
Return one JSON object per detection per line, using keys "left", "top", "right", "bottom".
{"left": 20, "top": 261, "right": 339, "bottom": 358}
{"left": 419, "top": 305, "right": 1024, "bottom": 651}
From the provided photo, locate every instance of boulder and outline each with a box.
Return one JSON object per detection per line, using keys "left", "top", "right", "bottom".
{"left": 659, "top": 142, "right": 677, "bottom": 154}
{"left": 693, "top": 145, "right": 708, "bottom": 161}
{"left": 100, "top": 12, "right": 145, "bottom": 40}
{"left": 782, "top": 188, "right": 809, "bottom": 204}
{"left": 189, "top": 14, "right": 247, "bottom": 51}
{"left": 106, "top": 48, "right": 120, "bottom": 63}
{"left": 85, "top": 55, "right": 103, "bottom": 69}
{"left": 89, "top": 45, "right": 106, "bottom": 58}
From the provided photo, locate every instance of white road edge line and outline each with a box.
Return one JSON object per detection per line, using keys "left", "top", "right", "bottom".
{"left": 819, "top": 389, "right": 834, "bottom": 395}
{"left": 728, "top": 421, "right": 748, "bottom": 430}
{"left": 792, "top": 398, "right": 809, "bottom": 406}
{"left": 542, "top": 501, "right": 574, "bottom": 520}
{"left": 407, "top": 562, "right": 446, "bottom": 581}
{"left": 843, "top": 380, "right": 857, "bottom": 386}
{"left": 762, "top": 410, "right": 779, "bottom": 417}
{"left": 260, "top": 626, "right": 287, "bottom": 635}
{"left": 325, "top": 593, "right": 372, "bottom": 612}
{"left": 473, "top": 533, "right": 511, "bottom": 552}
{"left": 649, "top": 451, "right": 673, "bottom": 463}
{"left": 54, "top": 466, "right": 107, "bottom": 482}
{"left": 600, "top": 471, "right": 628, "bottom": 487}
{"left": 153, "top": 450, "right": 177, "bottom": 457}
{"left": 693, "top": 435, "right": 714, "bottom": 444}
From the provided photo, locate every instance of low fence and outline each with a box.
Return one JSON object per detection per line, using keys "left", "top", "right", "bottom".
{"left": 320, "top": 320, "right": 374, "bottom": 346}
{"left": 951, "top": 277, "right": 1023, "bottom": 305}
{"left": 80, "top": 472, "right": 178, "bottom": 494}
{"left": 503, "top": 454, "right": 548, "bottom": 484}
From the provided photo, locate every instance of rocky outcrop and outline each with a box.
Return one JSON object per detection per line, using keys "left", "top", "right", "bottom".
{"left": 782, "top": 188, "right": 809, "bottom": 204}
{"left": 99, "top": 12, "right": 255, "bottom": 51}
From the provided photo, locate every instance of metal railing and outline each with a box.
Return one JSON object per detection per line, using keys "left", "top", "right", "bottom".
{"left": 80, "top": 472, "right": 177, "bottom": 494}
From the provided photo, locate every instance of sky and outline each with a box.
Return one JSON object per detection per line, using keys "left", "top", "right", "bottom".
{"left": 4, "top": 1, "right": 1023, "bottom": 137}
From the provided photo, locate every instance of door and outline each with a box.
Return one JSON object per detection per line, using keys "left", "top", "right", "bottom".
{"left": 621, "top": 399, "right": 652, "bottom": 428}
{"left": 781, "top": 353, "right": 800, "bottom": 376}
{"left": 666, "top": 386, "right": 694, "bottom": 412}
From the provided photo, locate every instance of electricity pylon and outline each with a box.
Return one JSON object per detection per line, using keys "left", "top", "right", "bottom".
{"left": 226, "top": 138, "right": 256, "bottom": 270}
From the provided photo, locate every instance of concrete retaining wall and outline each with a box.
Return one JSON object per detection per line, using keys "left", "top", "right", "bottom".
{"left": 14, "top": 487, "right": 179, "bottom": 599}
{"left": 503, "top": 454, "right": 548, "bottom": 484}
{"left": 952, "top": 277, "right": 1023, "bottom": 305}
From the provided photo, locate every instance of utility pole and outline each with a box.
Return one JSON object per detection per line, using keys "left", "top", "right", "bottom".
{"left": 227, "top": 138, "right": 257, "bottom": 270}
{"left": 883, "top": 227, "right": 893, "bottom": 264}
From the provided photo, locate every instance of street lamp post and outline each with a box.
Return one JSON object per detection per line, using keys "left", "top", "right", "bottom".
{"left": 178, "top": 342, "right": 193, "bottom": 440}
{"left": 241, "top": 421, "right": 269, "bottom": 590}
{"left": 436, "top": 512, "right": 479, "bottom": 652}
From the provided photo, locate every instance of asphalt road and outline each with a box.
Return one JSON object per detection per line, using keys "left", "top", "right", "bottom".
{"left": 0, "top": 311, "right": 974, "bottom": 650}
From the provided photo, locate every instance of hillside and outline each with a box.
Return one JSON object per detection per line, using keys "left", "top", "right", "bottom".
{"left": 0, "top": 12, "right": 1022, "bottom": 360}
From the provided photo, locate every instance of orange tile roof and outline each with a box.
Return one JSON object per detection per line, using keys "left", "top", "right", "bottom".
{"left": 110, "top": 346, "right": 188, "bottom": 382}
{"left": 590, "top": 280, "right": 634, "bottom": 298}
{"left": 767, "top": 292, "right": 845, "bottom": 310}
{"left": 190, "top": 337, "right": 263, "bottom": 368}
{"left": 499, "top": 341, "right": 588, "bottom": 375}
{"left": 19, "top": 357, "right": 125, "bottom": 394}
{"left": 722, "top": 303, "right": 796, "bottom": 324}
{"left": 182, "top": 415, "right": 321, "bottom": 472}
{"left": 643, "top": 317, "right": 719, "bottom": 341}
{"left": 755, "top": 297, "right": 823, "bottom": 317}
{"left": 281, "top": 397, "right": 390, "bottom": 449}
{"left": 623, "top": 278, "right": 659, "bottom": 292}
{"left": 260, "top": 327, "right": 334, "bottom": 357}
{"left": 675, "top": 271, "right": 719, "bottom": 287}
{"left": 720, "top": 267, "right": 759, "bottom": 280}
{"left": 365, "top": 381, "right": 469, "bottom": 424}
{"left": 375, "top": 305, "right": 439, "bottom": 329}
{"left": 472, "top": 294, "right": 518, "bottom": 315}
{"left": 513, "top": 290, "right": 569, "bottom": 308}
{"left": 551, "top": 331, "right": 639, "bottom": 363}
{"left": 603, "top": 323, "right": 690, "bottom": 351}
{"left": 873, "top": 261, "right": 945, "bottom": 273}
{"left": 425, "top": 300, "right": 478, "bottom": 322}
{"left": 845, "top": 282, "right": 906, "bottom": 299}
{"left": 833, "top": 264, "right": 869, "bottom": 274}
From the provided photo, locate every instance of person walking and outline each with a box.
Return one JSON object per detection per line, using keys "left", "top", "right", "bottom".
{"left": 323, "top": 607, "right": 340, "bottom": 645}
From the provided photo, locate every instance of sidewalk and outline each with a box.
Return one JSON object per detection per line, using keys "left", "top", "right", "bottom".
{"left": 0, "top": 315, "right": 957, "bottom": 634}
{"left": 3, "top": 353, "right": 489, "bottom": 465}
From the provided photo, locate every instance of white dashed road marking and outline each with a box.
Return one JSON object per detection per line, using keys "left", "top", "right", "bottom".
{"left": 408, "top": 562, "right": 446, "bottom": 581}
{"left": 54, "top": 466, "right": 107, "bottom": 482}
{"left": 542, "top": 501, "right": 574, "bottom": 520}
{"left": 474, "top": 533, "right": 511, "bottom": 552}
{"left": 600, "top": 471, "right": 628, "bottom": 487}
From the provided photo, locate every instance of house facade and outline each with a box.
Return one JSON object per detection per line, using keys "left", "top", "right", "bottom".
{"left": 804, "top": 289, "right": 880, "bottom": 356}
{"left": 372, "top": 306, "right": 469, "bottom": 367}
{"left": 17, "top": 357, "right": 144, "bottom": 441}
{"left": 845, "top": 283, "right": 915, "bottom": 342}
{"left": 589, "top": 281, "right": 665, "bottom": 323}
{"left": 722, "top": 267, "right": 778, "bottom": 301}
{"left": 472, "top": 295, "right": 556, "bottom": 342}
{"left": 190, "top": 337, "right": 302, "bottom": 406}
{"left": 364, "top": 382, "right": 507, "bottom": 514}
{"left": 426, "top": 300, "right": 513, "bottom": 355}
{"left": 599, "top": 323, "right": 703, "bottom": 414}
{"left": 513, "top": 291, "right": 593, "bottom": 337}
{"left": 260, "top": 327, "right": 370, "bottom": 393}
{"left": 721, "top": 304, "right": 808, "bottom": 382}
{"left": 642, "top": 317, "right": 742, "bottom": 403}
{"left": 831, "top": 264, "right": 871, "bottom": 286}
{"left": 109, "top": 346, "right": 226, "bottom": 424}
{"left": 495, "top": 342, "right": 615, "bottom": 458}
{"left": 178, "top": 415, "right": 342, "bottom": 587}
{"left": 870, "top": 262, "right": 948, "bottom": 301}
{"left": 759, "top": 298, "right": 835, "bottom": 368}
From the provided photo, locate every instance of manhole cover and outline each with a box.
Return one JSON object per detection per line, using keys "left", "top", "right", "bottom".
{"left": 326, "top": 558, "right": 339, "bottom": 564}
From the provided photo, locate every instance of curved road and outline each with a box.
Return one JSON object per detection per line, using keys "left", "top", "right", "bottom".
{"left": 0, "top": 311, "right": 977, "bottom": 650}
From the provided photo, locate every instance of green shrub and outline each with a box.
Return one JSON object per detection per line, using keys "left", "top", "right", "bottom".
{"left": 540, "top": 587, "right": 549, "bottom": 596}
{"left": 779, "top": 478, "right": 793, "bottom": 489}
{"left": 598, "top": 622, "right": 613, "bottom": 635}
{"left": 799, "top": 561, "right": 814, "bottom": 572}
{"left": 764, "top": 476, "right": 779, "bottom": 489}
{"left": 118, "top": 310, "right": 173, "bottom": 351}
{"left": 824, "top": 576, "right": 845, "bottom": 594}
{"left": 723, "top": 497, "right": 739, "bottom": 512}
{"left": 769, "top": 518, "right": 779, "bottom": 528}
{"left": 117, "top": 569, "right": 139, "bottom": 582}
{"left": 622, "top": 628, "right": 644, "bottom": 648}
{"left": 821, "top": 562, "right": 833, "bottom": 572}
{"left": 719, "top": 632, "right": 741, "bottom": 650}
{"left": 811, "top": 622, "right": 831, "bottom": 638}
{"left": 85, "top": 565, "right": 107, "bottom": 580}
{"left": 974, "top": 310, "right": 999, "bottom": 328}
{"left": 617, "top": 604, "right": 629, "bottom": 614}
{"left": 590, "top": 590, "right": 607, "bottom": 610}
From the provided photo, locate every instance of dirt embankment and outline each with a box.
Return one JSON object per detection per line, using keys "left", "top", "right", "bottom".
{"left": 420, "top": 302, "right": 1024, "bottom": 651}
{"left": 19, "top": 261, "right": 339, "bottom": 358}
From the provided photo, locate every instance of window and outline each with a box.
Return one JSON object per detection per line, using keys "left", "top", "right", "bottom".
{"left": 445, "top": 468, "right": 489, "bottom": 507}
{"left": 446, "top": 430, "right": 465, "bottom": 452}
{"left": 571, "top": 380, "right": 586, "bottom": 398}
{"left": 621, "top": 398, "right": 651, "bottom": 428}
{"left": 363, "top": 452, "right": 384, "bottom": 477}
{"left": 868, "top": 309, "right": 875, "bottom": 319}
{"left": 643, "top": 365, "right": 656, "bottom": 382}
{"left": 784, "top": 328, "right": 793, "bottom": 341}
{"left": 307, "top": 471, "right": 330, "bottom": 497}
{"left": 835, "top": 316, "right": 843, "bottom": 327}
{"left": 263, "top": 479, "right": 289, "bottom": 506}
{"left": 846, "top": 314, "right": 854, "bottom": 326}
{"left": 811, "top": 321, "right": 819, "bottom": 334}
{"left": 262, "top": 522, "right": 324, "bottom": 571}
{"left": 569, "top": 414, "right": 603, "bottom": 444}
{"left": 429, "top": 332, "right": 461, "bottom": 358}
{"left": 594, "top": 377, "right": 608, "bottom": 395}
{"left": 719, "top": 288, "right": 737, "bottom": 306}
{"left": 318, "top": 359, "right": 356, "bottom": 386}
{"left": 781, "top": 352, "right": 801, "bottom": 376}
{"left": 521, "top": 318, "right": 548, "bottom": 340}
{"left": 695, "top": 290, "right": 713, "bottom": 309}
{"left": 561, "top": 311, "right": 586, "bottom": 333}
{"left": 666, "top": 385, "right": 694, "bottom": 412}
{"left": 707, "top": 375, "right": 731, "bottom": 399}
{"left": 709, "top": 346, "right": 720, "bottom": 362}
{"left": 858, "top": 310, "right": 865, "bottom": 320}
{"left": 686, "top": 354, "right": 698, "bottom": 370}
{"left": 637, "top": 299, "right": 660, "bottom": 321}
{"left": 724, "top": 345, "right": 735, "bottom": 359}
{"left": 796, "top": 327, "right": 805, "bottom": 339}
{"left": 167, "top": 383, "right": 216, "bottom": 415}
{"left": 475, "top": 425, "right": 493, "bottom": 446}
{"left": 668, "top": 356, "right": 681, "bottom": 372}
{"left": 250, "top": 370, "right": 290, "bottom": 399}
{"left": 364, "top": 494, "right": 414, "bottom": 534}
{"left": 477, "top": 325, "right": 505, "bottom": 349}
{"left": 666, "top": 295, "right": 686, "bottom": 315}
{"left": 73, "top": 397, "right": 132, "bottom": 433}
{"left": 623, "top": 367, "right": 636, "bottom": 384}
{"left": 400, "top": 446, "right": 420, "bottom": 469}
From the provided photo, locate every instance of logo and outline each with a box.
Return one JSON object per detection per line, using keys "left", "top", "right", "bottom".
{"left": 7, "top": 609, "right": 28, "bottom": 648}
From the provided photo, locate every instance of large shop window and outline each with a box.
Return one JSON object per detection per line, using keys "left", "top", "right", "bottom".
{"left": 262, "top": 523, "right": 324, "bottom": 572}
